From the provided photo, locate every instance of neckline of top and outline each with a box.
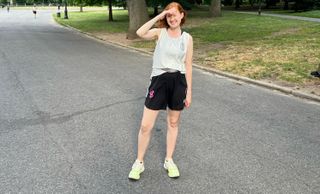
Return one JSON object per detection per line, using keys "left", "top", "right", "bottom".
{"left": 165, "top": 28, "right": 184, "bottom": 39}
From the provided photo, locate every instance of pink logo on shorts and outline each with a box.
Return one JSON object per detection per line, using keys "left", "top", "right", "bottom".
{"left": 149, "top": 90, "right": 155, "bottom": 98}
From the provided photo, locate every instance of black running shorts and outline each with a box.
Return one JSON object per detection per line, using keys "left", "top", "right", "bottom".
{"left": 145, "top": 71, "right": 187, "bottom": 111}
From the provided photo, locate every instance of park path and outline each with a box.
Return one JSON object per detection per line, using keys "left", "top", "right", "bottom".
{"left": 235, "top": 11, "right": 320, "bottom": 22}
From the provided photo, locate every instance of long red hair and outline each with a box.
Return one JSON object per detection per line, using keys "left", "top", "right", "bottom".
{"left": 157, "top": 2, "right": 187, "bottom": 28}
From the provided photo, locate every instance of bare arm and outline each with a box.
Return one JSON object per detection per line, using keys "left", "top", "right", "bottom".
{"left": 185, "top": 35, "right": 193, "bottom": 108}
{"left": 136, "top": 9, "right": 173, "bottom": 40}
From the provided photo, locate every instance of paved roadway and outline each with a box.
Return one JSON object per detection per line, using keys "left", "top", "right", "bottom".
{"left": 0, "top": 9, "right": 320, "bottom": 193}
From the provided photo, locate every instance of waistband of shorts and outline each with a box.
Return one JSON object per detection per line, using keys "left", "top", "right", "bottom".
{"left": 161, "top": 68, "right": 179, "bottom": 73}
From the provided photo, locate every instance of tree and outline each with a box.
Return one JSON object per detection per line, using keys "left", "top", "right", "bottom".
{"left": 115, "top": 0, "right": 126, "bottom": 9}
{"left": 258, "top": 0, "right": 262, "bottom": 15}
{"left": 235, "top": 0, "right": 240, "bottom": 9}
{"left": 265, "top": 0, "right": 277, "bottom": 9}
{"left": 148, "top": 0, "right": 159, "bottom": 16}
{"left": 108, "top": 0, "right": 113, "bottom": 21}
{"left": 209, "top": 0, "right": 221, "bottom": 17}
{"left": 127, "top": 0, "right": 149, "bottom": 39}
{"left": 79, "top": 0, "right": 83, "bottom": 12}
{"left": 72, "top": 0, "right": 84, "bottom": 12}
{"left": 294, "top": 0, "right": 314, "bottom": 11}
{"left": 249, "top": 0, "right": 256, "bottom": 7}
{"left": 283, "top": 0, "right": 289, "bottom": 10}
{"left": 0, "top": 0, "right": 7, "bottom": 5}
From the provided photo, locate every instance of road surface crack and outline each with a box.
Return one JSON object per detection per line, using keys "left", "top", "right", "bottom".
{"left": 0, "top": 96, "right": 144, "bottom": 133}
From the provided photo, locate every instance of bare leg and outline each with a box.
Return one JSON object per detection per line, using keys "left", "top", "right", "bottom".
{"left": 166, "top": 109, "right": 182, "bottom": 160}
{"left": 137, "top": 106, "right": 159, "bottom": 162}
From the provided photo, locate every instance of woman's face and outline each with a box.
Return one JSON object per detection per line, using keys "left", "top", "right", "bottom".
{"left": 166, "top": 7, "right": 184, "bottom": 29}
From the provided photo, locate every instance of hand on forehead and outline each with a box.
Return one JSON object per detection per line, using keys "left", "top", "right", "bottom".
{"left": 167, "top": 8, "right": 179, "bottom": 16}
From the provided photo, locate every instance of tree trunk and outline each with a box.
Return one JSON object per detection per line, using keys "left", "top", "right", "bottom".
{"left": 127, "top": 0, "right": 149, "bottom": 39}
{"left": 294, "top": 0, "right": 299, "bottom": 12}
{"left": 108, "top": 0, "right": 113, "bottom": 21}
{"left": 79, "top": 0, "right": 83, "bottom": 12}
{"left": 235, "top": 0, "right": 240, "bottom": 9}
{"left": 249, "top": 0, "right": 254, "bottom": 7}
{"left": 283, "top": 0, "right": 289, "bottom": 10}
{"left": 258, "top": 0, "right": 262, "bottom": 15}
{"left": 265, "top": 0, "right": 269, "bottom": 9}
{"left": 210, "top": 0, "right": 221, "bottom": 17}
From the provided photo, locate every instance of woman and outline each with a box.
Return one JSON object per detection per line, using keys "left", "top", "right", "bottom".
{"left": 32, "top": 4, "right": 37, "bottom": 19}
{"left": 129, "top": 2, "right": 193, "bottom": 180}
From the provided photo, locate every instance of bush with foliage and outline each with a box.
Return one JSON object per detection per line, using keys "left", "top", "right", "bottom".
{"left": 294, "top": 0, "right": 314, "bottom": 11}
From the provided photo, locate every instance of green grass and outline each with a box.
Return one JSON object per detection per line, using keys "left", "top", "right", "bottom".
{"left": 10, "top": 5, "right": 109, "bottom": 11}
{"left": 54, "top": 10, "right": 129, "bottom": 33}
{"left": 185, "top": 11, "right": 320, "bottom": 83}
{"left": 53, "top": 8, "right": 320, "bottom": 85}
{"left": 131, "top": 40, "right": 156, "bottom": 50}
{"left": 187, "top": 11, "right": 317, "bottom": 43}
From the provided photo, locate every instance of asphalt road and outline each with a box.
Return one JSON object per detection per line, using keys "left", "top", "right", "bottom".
{"left": 1, "top": 10, "right": 320, "bottom": 193}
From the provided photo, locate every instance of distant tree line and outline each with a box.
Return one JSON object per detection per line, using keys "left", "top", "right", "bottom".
{"left": 218, "top": 0, "right": 320, "bottom": 11}
{"left": 2, "top": 0, "right": 319, "bottom": 12}
{"left": 2, "top": 0, "right": 318, "bottom": 39}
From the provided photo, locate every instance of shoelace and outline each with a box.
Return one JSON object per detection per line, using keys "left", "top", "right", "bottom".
{"left": 132, "top": 162, "right": 143, "bottom": 171}
{"left": 166, "top": 162, "right": 178, "bottom": 169}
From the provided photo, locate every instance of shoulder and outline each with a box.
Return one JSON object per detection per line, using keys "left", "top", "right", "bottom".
{"left": 182, "top": 32, "right": 193, "bottom": 46}
{"left": 186, "top": 32, "right": 193, "bottom": 41}
{"left": 182, "top": 31, "right": 192, "bottom": 40}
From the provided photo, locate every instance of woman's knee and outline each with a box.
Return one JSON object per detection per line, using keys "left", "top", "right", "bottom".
{"left": 140, "top": 123, "right": 153, "bottom": 135}
{"left": 168, "top": 118, "right": 179, "bottom": 129}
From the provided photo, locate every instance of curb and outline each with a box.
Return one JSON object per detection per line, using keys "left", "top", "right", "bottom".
{"left": 58, "top": 22, "right": 154, "bottom": 56}
{"left": 55, "top": 20, "right": 320, "bottom": 104}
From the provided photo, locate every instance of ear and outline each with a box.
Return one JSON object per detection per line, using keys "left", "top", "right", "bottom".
{"left": 180, "top": 12, "right": 184, "bottom": 19}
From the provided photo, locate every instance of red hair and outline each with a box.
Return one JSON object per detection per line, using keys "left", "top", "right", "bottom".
{"left": 157, "top": 2, "right": 187, "bottom": 28}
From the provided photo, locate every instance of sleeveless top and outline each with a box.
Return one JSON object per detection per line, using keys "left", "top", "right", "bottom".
{"left": 151, "top": 28, "right": 190, "bottom": 78}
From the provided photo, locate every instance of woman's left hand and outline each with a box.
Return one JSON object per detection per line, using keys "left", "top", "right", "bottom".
{"left": 184, "top": 91, "right": 192, "bottom": 108}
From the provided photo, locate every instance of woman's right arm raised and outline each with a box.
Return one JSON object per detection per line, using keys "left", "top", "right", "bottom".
{"left": 136, "top": 10, "right": 170, "bottom": 40}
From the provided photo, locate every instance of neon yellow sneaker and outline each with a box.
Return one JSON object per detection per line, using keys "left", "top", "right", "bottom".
{"left": 164, "top": 159, "right": 180, "bottom": 178}
{"left": 128, "top": 160, "right": 144, "bottom": 180}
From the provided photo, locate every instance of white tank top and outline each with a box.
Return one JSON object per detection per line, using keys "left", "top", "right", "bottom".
{"left": 151, "top": 28, "right": 190, "bottom": 77}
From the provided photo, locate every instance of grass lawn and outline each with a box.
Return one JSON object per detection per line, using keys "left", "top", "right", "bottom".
{"left": 8, "top": 6, "right": 109, "bottom": 11}
{"left": 54, "top": 6, "right": 320, "bottom": 93}
{"left": 187, "top": 11, "right": 320, "bottom": 84}
{"left": 54, "top": 10, "right": 129, "bottom": 33}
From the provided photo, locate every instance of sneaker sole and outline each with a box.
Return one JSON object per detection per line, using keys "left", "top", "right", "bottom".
{"left": 163, "top": 164, "right": 180, "bottom": 178}
{"left": 128, "top": 168, "right": 144, "bottom": 181}
{"left": 128, "top": 177, "right": 139, "bottom": 181}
